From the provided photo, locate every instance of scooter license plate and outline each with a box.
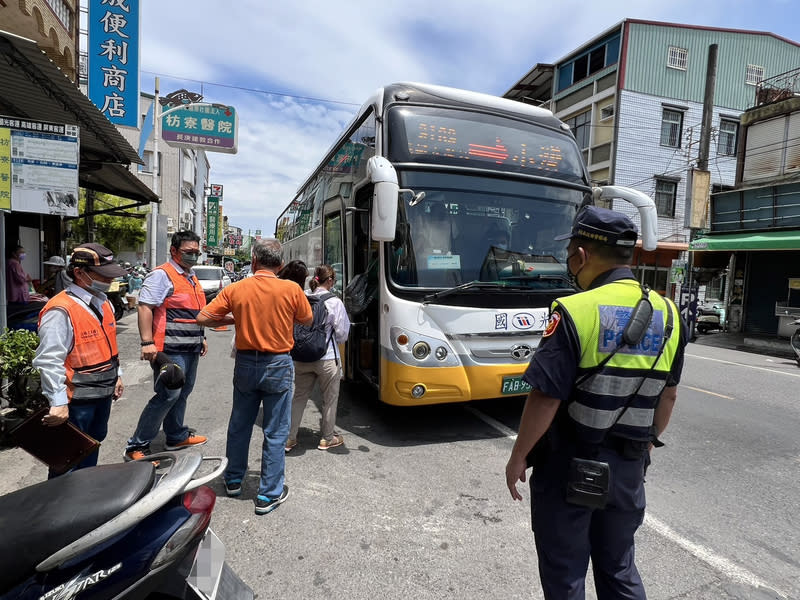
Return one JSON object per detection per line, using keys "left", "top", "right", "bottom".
{"left": 187, "top": 528, "right": 254, "bottom": 600}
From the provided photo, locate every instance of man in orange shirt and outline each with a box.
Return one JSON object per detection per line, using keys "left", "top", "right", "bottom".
{"left": 197, "top": 238, "right": 312, "bottom": 515}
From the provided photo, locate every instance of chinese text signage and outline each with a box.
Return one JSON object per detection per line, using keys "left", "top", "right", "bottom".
{"left": 88, "top": 0, "right": 140, "bottom": 127}
{"left": 161, "top": 104, "right": 238, "bottom": 154}
{"left": 207, "top": 196, "right": 220, "bottom": 247}
{"left": 0, "top": 116, "right": 79, "bottom": 216}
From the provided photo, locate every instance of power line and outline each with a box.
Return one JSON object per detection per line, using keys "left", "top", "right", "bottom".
{"left": 140, "top": 70, "right": 361, "bottom": 107}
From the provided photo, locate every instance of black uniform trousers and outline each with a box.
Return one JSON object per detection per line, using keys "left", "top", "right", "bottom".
{"left": 530, "top": 439, "right": 648, "bottom": 600}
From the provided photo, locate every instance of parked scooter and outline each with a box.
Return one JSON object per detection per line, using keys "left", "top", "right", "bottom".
{"left": 0, "top": 452, "right": 253, "bottom": 600}
{"left": 106, "top": 277, "right": 128, "bottom": 321}
{"left": 790, "top": 318, "right": 800, "bottom": 368}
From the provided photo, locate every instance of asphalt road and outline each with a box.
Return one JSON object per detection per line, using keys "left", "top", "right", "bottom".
{"left": 1, "top": 310, "right": 798, "bottom": 599}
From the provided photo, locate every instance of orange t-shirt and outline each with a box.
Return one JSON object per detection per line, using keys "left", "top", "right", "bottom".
{"left": 200, "top": 271, "right": 312, "bottom": 353}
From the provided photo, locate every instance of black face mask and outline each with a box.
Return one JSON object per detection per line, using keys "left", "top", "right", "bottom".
{"left": 566, "top": 249, "right": 585, "bottom": 290}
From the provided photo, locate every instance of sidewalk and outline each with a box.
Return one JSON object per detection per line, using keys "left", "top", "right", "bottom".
{"left": 690, "top": 330, "right": 796, "bottom": 360}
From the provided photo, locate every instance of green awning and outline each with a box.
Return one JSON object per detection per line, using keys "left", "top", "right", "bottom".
{"left": 689, "top": 230, "right": 800, "bottom": 251}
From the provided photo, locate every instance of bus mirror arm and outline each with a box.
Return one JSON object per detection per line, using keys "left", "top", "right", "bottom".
{"left": 368, "top": 157, "right": 399, "bottom": 242}
{"left": 593, "top": 186, "right": 659, "bottom": 251}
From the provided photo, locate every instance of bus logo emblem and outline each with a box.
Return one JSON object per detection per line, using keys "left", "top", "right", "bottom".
{"left": 512, "top": 313, "right": 535, "bottom": 330}
{"left": 510, "top": 344, "right": 533, "bottom": 360}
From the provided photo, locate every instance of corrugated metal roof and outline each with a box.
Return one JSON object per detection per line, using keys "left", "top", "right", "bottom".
{"left": 0, "top": 29, "right": 156, "bottom": 204}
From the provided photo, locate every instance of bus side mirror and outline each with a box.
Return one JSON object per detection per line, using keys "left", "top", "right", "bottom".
{"left": 368, "top": 157, "right": 398, "bottom": 242}
{"left": 593, "top": 186, "right": 659, "bottom": 251}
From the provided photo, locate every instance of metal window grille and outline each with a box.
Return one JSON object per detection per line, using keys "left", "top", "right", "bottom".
{"left": 667, "top": 46, "right": 688, "bottom": 71}
{"left": 745, "top": 64, "right": 765, "bottom": 86}
{"left": 660, "top": 109, "right": 683, "bottom": 147}
{"left": 654, "top": 179, "right": 677, "bottom": 217}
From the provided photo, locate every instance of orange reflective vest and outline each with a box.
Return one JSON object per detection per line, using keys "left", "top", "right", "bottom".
{"left": 39, "top": 291, "right": 119, "bottom": 403}
{"left": 152, "top": 262, "right": 206, "bottom": 353}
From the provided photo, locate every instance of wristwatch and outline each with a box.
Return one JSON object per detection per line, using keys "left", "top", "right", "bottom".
{"left": 141, "top": 340, "right": 155, "bottom": 346}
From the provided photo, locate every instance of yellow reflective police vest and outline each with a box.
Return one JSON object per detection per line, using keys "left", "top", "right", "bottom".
{"left": 555, "top": 279, "right": 681, "bottom": 444}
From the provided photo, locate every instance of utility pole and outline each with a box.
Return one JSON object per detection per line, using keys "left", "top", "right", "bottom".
{"left": 150, "top": 76, "right": 160, "bottom": 268}
{"left": 686, "top": 43, "right": 718, "bottom": 338}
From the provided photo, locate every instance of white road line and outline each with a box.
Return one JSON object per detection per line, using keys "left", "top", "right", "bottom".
{"left": 467, "top": 405, "right": 787, "bottom": 598}
{"left": 464, "top": 406, "right": 517, "bottom": 439}
{"left": 681, "top": 385, "right": 734, "bottom": 400}
{"left": 686, "top": 353, "right": 800, "bottom": 378}
{"left": 644, "top": 514, "right": 787, "bottom": 598}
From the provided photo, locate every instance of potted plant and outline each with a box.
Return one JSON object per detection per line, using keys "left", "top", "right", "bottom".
{"left": 0, "top": 328, "right": 46, "bottom": 445}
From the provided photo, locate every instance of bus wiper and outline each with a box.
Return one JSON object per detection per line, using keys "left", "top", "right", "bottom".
{"left": 423, "top": 281, "right": 510, "bottom": 303}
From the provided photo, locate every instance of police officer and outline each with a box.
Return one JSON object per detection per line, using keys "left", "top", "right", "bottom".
{"left": 505, "top": 206, "right": 687, "bottom": 600}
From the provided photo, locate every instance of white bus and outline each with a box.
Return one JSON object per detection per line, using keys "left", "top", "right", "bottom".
{"left": 276, "top": 82, "right": 657, "bottom": 406}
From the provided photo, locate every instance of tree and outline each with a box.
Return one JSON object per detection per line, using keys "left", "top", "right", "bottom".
{"left": 70, "top": 190, "right": 147, "bottom": 253}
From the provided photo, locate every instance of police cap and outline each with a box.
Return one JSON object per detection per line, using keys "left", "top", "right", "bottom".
{"left": 554, "top": 206, "right": 638, "bottom": 247}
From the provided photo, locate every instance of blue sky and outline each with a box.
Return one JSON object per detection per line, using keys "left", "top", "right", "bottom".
{"left": 137, "top": 0, "right": 797, "bottom": 239}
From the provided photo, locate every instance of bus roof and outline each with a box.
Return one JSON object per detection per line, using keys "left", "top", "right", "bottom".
{"left": 289, "top": 82, "right": 572, "bottom": 202}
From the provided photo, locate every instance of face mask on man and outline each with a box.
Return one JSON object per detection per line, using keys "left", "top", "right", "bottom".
{"left": 79, "top": 269, "right": 111, "bottom": 294}
{"left": 566, "top": 248, "right": 585, "bottom": 291}
{"left": 17, "top": 253, "right": 26, "bottom": 261}
{"left": 179, "top": 251, "right": 199, "bottom": 269}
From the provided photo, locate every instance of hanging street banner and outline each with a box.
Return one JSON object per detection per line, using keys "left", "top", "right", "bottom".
{"left": 207, "top": 196, "right": 220, "bottom": 247}
{"left": 87, "top": 0, "right": 140, "bottom": 127}
{"left": 161, "top": 104, "right": 238, "bottom": 154}
{"left": 0, "top": 116, "right": 79, "bottom": 216}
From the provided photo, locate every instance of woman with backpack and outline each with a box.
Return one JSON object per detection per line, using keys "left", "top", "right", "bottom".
{"left": 285, "top": 264, "right": 351, "bottom": 451}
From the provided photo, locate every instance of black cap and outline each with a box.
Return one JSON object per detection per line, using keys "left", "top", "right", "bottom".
{"left": 152, "top": 352, "right": 185, "bottom": 390}
{"left": 554, "top": 206, "right": 638, "bottom": 247}
{"left": 69, "top": 243, "right": 128, "bottom": 277}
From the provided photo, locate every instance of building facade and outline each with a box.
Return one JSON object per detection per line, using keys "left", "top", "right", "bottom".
{"left": 115, "top": 93, "right": 210, "bottom": 264}
{"left": 505, "top": 19, "right": 800, "bottom": 295}
{"left": 690, "top": 71, "right": 800, "bottom": 338}
{"left": 1, "top": 0, "right": 80, "bottom": 82}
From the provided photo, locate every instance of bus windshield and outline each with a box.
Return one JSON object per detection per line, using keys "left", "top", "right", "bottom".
{"left": 389, "top": 171, "right": 585, "bottom": 289}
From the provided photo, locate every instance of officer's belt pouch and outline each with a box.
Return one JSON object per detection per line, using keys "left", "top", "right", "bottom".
{"left": 566, "top": 457, "right": 610, "bottom": 509}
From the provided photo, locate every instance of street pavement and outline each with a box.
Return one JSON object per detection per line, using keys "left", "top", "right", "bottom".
{"left": 1, "top": 308, "right": 798, "bottom": 599}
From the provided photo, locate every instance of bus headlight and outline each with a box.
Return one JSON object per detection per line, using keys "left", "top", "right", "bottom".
{"left": 412, "top": 341, "right": 430, "bottom": 360}
{"left": 411, "top": 385, "right": 426, "bottom": 398}
{"left": 435, "top": 346, "right": 448, "bottom": 361}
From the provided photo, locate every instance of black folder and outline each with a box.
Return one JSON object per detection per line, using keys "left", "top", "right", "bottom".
{"left": 10, "top": 408, "right": 100, "bottom": 474}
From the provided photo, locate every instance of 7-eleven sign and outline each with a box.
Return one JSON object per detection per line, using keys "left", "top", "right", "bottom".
{"left": 210, "top": 184, "right": 223, "bottom": 198}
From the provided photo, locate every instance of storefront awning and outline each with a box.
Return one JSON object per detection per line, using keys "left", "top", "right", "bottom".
{"left": 0, "top": 30, "right": 158, "bottom": 206}
{"left": 689, "top": 230, "right": 800, "bottom": 251}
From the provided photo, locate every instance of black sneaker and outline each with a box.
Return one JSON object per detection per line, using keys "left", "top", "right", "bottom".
{"left": 254, "top": 486, "right": 289, "bottom": 515}
{"left": 225, "top": 479, "right": 242, "bottom": 497}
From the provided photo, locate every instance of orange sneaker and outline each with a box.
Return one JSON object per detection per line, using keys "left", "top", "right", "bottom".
{"left": 124, "top": 448, "right": 150, "bottom": 461}
{"left": 165, "top": 433, "right": 208, "bottom": 451}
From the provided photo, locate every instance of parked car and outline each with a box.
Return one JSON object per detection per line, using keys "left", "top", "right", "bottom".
{"left": 192, "top": 265, "right": 232, "bottom": 301}
{"left": 696, "top": 302, "right": 725, "bottom": 334}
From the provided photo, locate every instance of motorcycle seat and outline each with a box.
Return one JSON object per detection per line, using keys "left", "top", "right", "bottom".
{"left": 0, "top": 461, "right": 155, "bottom": 591}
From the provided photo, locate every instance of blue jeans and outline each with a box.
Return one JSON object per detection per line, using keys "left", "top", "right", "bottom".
{"left": 126, "top": 351, "right": 199, "bottom": 451}
{"left": 48, "top": 397, "right": 112, "bottom": 478}
{"left": 224, "top": 352, "right": 293, "bottom": 499}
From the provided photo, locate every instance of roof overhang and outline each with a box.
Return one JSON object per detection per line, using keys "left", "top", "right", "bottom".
{"left": 0, "top": 29, "right": 157, "bottom": 206}
{"left": 689, "top": 230, "right": 800, "bottom": 251}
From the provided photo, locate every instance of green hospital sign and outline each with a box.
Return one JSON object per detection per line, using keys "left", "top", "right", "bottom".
{"left": 162, "top": 103, "right": 238, "bottom": 154}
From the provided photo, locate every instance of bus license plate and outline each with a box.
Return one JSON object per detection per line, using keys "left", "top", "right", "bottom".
{"left": 501, "top": 376, "right": 531, "bottom": 396}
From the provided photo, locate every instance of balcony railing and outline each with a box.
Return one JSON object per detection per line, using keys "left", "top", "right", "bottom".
{"left": 755, "top": 67, "right": 800, "bottom": 107}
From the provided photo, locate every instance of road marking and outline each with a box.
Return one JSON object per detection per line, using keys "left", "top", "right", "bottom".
{"left": 681, "top": 385, "right": 734, "bottom": 400}
{"left": 465, "top": 406, "right": 517, "bottom": 439}
{"left": 687, "top": 353, "right": 800, "bottom": 378}
{"left": 468, "top": 406, "right": 788, "bottom": 598}
{"left": 644, "top": 514, "right": 787, "bottom": 598}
